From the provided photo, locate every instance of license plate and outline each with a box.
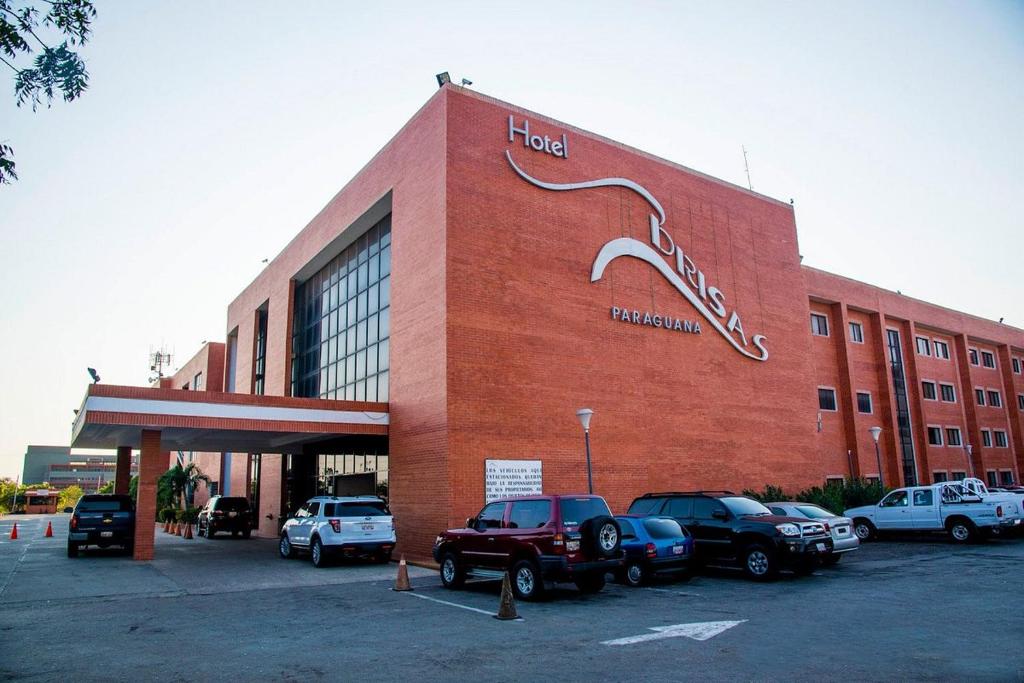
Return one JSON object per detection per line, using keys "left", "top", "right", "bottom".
{"left": 361, "top": 524, "right": 374, "bottom": 531}
{"left": 100, "top": 531, "right": 113, "bottom": 538}
{"left": 228, "top": 511, "right": 237, "bottom": 518}
{"left": 837, "top": 527, "right": 848, "bottom": 535}
{"left": 673, "top": 545, "right": 686, "bottom": 555}
{"left": 816, "top": 542, "right": 826, "bottom": 552}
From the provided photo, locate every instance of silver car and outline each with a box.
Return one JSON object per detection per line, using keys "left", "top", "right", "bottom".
{"left": 767, "top": 502, "right": 859, "bottom": 564}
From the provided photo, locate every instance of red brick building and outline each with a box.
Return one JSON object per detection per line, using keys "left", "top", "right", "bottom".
{"left": 72, "top": 85, "right": 1024, "bottom": 561}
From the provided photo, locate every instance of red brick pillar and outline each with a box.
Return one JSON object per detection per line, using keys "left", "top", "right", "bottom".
{"left": 114, "top": 446, "right": 132, "bottom": 495}
{"left": 133, "top": 429, "right": 163, "bottom": 561}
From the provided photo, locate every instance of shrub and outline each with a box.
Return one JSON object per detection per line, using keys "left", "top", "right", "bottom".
{"left": 158, "top": 507, "right": 178, "bottom": 523}
{"left": 742, "top": 478, "right": 890, "bottom": 515}
{"left": 742, "top": 484, "right": 788, "bottom": 503}
{"left": 180, "top": 506, "right": 200, "bottom": 524}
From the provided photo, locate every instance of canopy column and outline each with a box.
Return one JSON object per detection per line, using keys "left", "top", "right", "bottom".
{"left": 114, "top": 446, "right": 132, "bottom": 495}
{"left": 132, "top": 429, "right": 163, "bottom": 561}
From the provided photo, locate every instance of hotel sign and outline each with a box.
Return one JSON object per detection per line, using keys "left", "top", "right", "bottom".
{"left": 505, "top": 116, "right": 769, "bottom": 361}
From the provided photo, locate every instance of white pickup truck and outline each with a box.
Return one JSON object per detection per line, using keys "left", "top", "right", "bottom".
{"left": 954, "top": 478, "right": 1023, "bottom": 530}
{"left": 846, "top": 482, "right": 1016, "bottom": 543}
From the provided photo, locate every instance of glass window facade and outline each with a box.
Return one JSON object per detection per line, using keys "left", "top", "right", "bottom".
{"left": 254, "top": 308, "right": 268, "bottom": 395}
{"left": 291, "top": 215, "right": 391, "bottom": 401}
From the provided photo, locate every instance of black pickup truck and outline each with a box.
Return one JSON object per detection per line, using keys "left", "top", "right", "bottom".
{"left": 68, "top": 494, "right": 136, "bottom": 557}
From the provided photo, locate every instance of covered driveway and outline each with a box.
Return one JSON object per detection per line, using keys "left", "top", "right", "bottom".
{"left": 71, "top": 384, "right": 388, "bottom": 560}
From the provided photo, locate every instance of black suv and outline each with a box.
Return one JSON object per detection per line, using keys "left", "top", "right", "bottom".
{"left": 68, "top": 494, "right": 135, "bottom": 557}
{"left": 627, "top": 491, "right": 833, "bottom": 580}
{"left": 197, "top": 496, "right": 252, "bottom": 539}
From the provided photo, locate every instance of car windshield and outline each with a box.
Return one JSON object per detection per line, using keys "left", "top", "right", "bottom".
{"left": 627, "top": 498, "right": 663, "bottom": 515}
{"left": 643, "top": 518, "right": 685, "bottom": 539}
{"left": 77, "top": 497, "right": 132, "bottom": 512}
{"left": 216, "top": 498, "right": 250, "bottom": 511}
{"left": 559, "top": 497, "right": 611, "bottom": 526}
{"left": 324, "top": 502, "right": 390, "bottom": 517}
{"left": 795, "top": 505, "right": 834, "bottom": 519}
{"left": 721, "top": 497, "right": 772, "bottom": 516}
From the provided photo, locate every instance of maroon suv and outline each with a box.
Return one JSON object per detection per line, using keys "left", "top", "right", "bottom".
{"left": 432, "top": 494, "right": 623, "bottom": 600}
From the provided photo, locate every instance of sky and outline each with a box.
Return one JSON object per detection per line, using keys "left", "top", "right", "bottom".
{"left": 0, "top": 1, "right": 1022, "bottom": 479}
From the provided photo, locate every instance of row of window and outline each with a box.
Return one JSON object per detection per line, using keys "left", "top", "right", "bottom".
{"left": 974, "top": 388, "right": 1002, "bottom": 408}
{"left": 926, "top": 426, "right": 965, "bottom": 447}
{"left": 920, "top": 380, "right": 957, "bottom": 403}
{"left": 810, "top": 314, "right": 1023, "bottom": 378}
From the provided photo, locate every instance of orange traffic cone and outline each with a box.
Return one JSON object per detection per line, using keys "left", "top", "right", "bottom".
{"left": 392, "top": 554, "right": 413, "bottom": 591}
{"left": 44, "top": 521, "right": 53, "bottom": 538}
{"left": 494, "top": 572, "right": 520, "bottom": 620}
{"left": 163, "top": 520, "right": 169, "bottom": 533}
{"left": 183, "top": 522, "right": 193, "bottom": 540}
{"left": 175, "top": 521, "right": 183, "bottom": 536}
{"left": 9, "top": 523, "right": 17, "bottom": 540}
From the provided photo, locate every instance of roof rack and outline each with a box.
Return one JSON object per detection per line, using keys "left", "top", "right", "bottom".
{"left": 638, "top": 490, "right": 736, "bottom": 498}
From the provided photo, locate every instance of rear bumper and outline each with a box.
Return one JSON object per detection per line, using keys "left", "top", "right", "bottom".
{"left": 323, "top": 540, "right": 395, "bottom": 557}
{"left": 538, "top": 554, "right": 623, "bottom": 581}
{"left": 68, "top": 530, "right": 133, "bottom": 545}
{"left": 830, "top": 536, "right": 860, "bottom": 554}
{"left": 646, "top": 555, "right": 691, "bottom": 572}
{"left": 206, "top": 518, "right": 251, "bottom": 533}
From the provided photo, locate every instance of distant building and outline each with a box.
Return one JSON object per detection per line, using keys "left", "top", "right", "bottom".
{"left": 21, "top": 445, "right": 136, "bottom": 492}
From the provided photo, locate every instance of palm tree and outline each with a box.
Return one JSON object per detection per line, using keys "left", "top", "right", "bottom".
{"left": 164, "top": 463, "right": 211, "bottom": 511}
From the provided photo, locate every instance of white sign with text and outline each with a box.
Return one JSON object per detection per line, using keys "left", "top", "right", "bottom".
{"left": 485, "top": 459, "right": 542, "bottom": 503}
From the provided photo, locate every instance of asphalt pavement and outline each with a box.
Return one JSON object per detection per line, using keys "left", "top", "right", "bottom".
{"left": 1, "top": 514, "right": 1022, "bottom": 682}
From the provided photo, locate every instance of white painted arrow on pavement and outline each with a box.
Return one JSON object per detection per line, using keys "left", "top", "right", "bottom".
{"left": 601, "top": 620, "right": 747, "bottom": 646}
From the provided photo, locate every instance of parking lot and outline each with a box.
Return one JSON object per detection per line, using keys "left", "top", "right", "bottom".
{"left": 1, "top": 514, "right": 1023, "bottom": 682}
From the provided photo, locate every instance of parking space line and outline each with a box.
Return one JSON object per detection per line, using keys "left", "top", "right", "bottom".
{"left": 646, "top": 587, "right": 702, "bottom": 597}
{"left": 404, "top": 591, "right": 514, "bottom": 619}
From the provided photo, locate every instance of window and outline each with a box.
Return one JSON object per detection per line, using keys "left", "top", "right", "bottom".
{"left": 933, "top": 340, "right": 950, "bottom": 360}
{"left": 693, "top": 498, "right": 729, "bottom": 519}
{"left": 476, "top": 502, "right": 506, "bottom": 529}
{"left": 643, "top": 518, "right": 685, "bottom": 539}
{"left": 628, "top": 497, "right": 665, "bottom": 515}
{"left": 825, "top": 476, "right": 845, "bottom": 487}
{"left": 324, "top": 501, "right": 389, "bottom": 517}
{"left": 987, "top": 390, "right": 1001, "bottom": 408}
{"left": 916, "top": 336, "right": 931, "bottom": 356}
{"left": 508, "top": 500, "right": 551, "bottom": 529}
{"left": 969, "top": 348, "right": 979, "bottom": 366}
{"left": 981, "top": 351, "right": 996, "bottom": 369}
{"left": 939, "top": 383, "right": 956, "bottom": 403}
{"left": 975, "top": 388, "right": 986, "bottom": 406}
{"left": 912, "top": 490, "right": 934, "bottom": 506}
{"left": 193, "top": 372, "right": 203, "bottom": 391}
{"left": 932, "top": 471, "right": 948, "bottom": 483}
{"left": 981, "top": 430, "right": 992, "bottom": 447}
{"left": 1018, "top": 394, "right": 1024, "bottom": 411}
{"left": 560, "top": 497, "right": 612, "bottom": 526}
{"left": 945, "top": 427, "right": 962, "bottom": 447}
{"left": 181, "top": 381, "right": 190, "bottom": 390}
{"left": 927, "top": 426, "right": 943, "bottom": 446}
{"left": 951, "top": 471, "right": 967, "bottom": 481}
{"left": 253, "top": 307, "right": 268, "bottom": 395}
{"left": 290, "top": 215, "right": 391, "bottom": 401}
{"left": 921, "top": 381, "right": 937, "bottom": 401}
{"left": 618, "top": 519, "right": 636, "bottom": 538}
{"left": 818, "top": 388, "right": 837, "bottom": 411}
{"left": 856, "top": 392, "right": 872, "bottom": 414}
{"left": 1001, "top": 471, "right": 1015, "bottom": 485}
{"left": 1013, "top": 357, "right": 1021, "bottom": 374}
{"left": 986, "top": 471, "right": 998, "bottom": 487}
{"left": 994, "top": 431, "right": 1008, "bottom": 448}
{"left": 880, "top": 491, "right": 909, "bottom": 507}
{"left": 306, "top": 501, "right": 320, "bottom": 517}
{"left": 663, "top": 497, "right": 692, "bottom": 518}
{"left": 849, "top": 322, "right": 864, "bottom": 343}
{"left": 811, "top": 313, "right": 829, "bottom": 337}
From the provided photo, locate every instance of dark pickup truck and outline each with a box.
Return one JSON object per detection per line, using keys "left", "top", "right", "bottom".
{"left": 68, "top": 494, "right": 136, "bottom": 557}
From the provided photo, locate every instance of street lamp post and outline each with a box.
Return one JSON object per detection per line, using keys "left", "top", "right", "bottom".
{"left": 964, "top": 444, "right": 974, "bottom": 479}
{"left": 576, "top": 408, "right": 594, "bottom": 494}
{"left": 868, "top": 426, "right": 884, "bottom": 488}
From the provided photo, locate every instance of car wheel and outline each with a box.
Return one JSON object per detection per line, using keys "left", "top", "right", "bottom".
{"left": 279, "top": 533, "right": 295, "bottom": 559}
{"left": 823, "top": 554, "right": 842, "bottom": 566}
{"left": 67, "top": 542, "right": 78, "bottom": 558}
{"left": 580, "top": 516, "right": 621, "bottom": 558}
{"left": 574, "top": 572, "right": 606, "bottom": 594}
{"left": 742, "top": 544, "right": 778, "bottom": 581}
{"left": 207, "top": 527, "right": 216, "bottom": 539}
{"left": 311, "top": 537, "right": 327, "bottom": 568}
{"left": 511, "top": 559, "right": 545, "bottom": 601}
{"left": 621, "top": 561, "right": 646, "bottom": 588}
{"left": 853, "top": 519, "right": 875, "bottom": 541}
{"left": 947, "top": 519, "right": 975, "bottom": 544}
{"left": 232, "top": 530, "right": 239, "bottom": 538}
{"left": 439, "top": 552, "right": 466, "bottom": 589}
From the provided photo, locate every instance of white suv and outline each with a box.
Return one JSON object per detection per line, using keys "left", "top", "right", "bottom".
{"left": 279, "top": 496, "right": 396, "bottom": 568}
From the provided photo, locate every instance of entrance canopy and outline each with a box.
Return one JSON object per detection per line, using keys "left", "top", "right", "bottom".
{"left": 71, "top": 384, "right": 388, "bottom": 453}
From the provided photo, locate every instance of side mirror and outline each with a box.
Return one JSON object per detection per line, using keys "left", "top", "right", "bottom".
{"left": 712, "top": 509, "right": 728, "bottom": 520}
{"left": 466, "top": 517, "right": 477, "bottom": 529}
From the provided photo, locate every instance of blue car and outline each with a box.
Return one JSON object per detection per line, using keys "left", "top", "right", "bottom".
{"left": 614, "top": 514, "right": 694, "bottom": 587}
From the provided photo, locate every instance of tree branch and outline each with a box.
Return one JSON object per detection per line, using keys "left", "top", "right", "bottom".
{"left": 0, "top": 53, "right": 21, "bottom": 73}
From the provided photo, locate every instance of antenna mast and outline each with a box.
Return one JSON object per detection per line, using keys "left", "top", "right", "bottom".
{"left": 742, "top": 145, "right": 753, "bottom": 191}
{"left": 149, "top": 347, "right": 173, "bottom": 384}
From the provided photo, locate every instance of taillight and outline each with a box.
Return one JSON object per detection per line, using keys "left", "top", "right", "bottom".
{"left": 552, "top": 533, "right": 565, "bottom": 554}
{"left": 71, "top": 515, "right": 77, "bottom": 530}
{"left": 329, "top": 519, "right": 341, "bottom": 533}
{"left": 213, "top": 510, "right": 224, "bottom": 517}
{"left": 996, "top": 505, "right": 1003, "bottom": 517}
{"left": 824, "top": 522, "right": 830, "bottom": 532}
{"left": 645, "top": 542, "right": 657, "bottom": 558}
